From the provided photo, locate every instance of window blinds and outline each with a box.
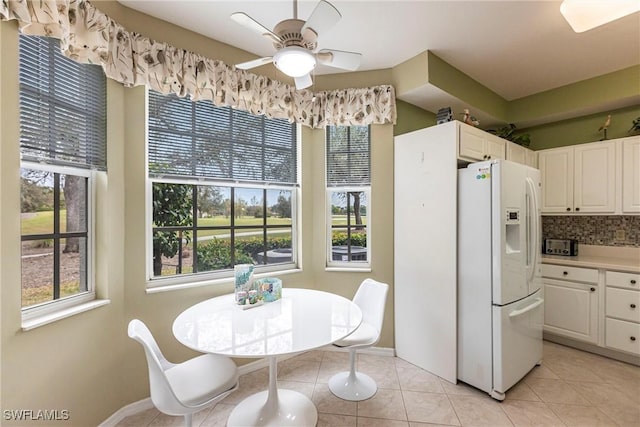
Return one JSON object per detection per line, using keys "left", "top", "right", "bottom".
{"left": 18, "top": 35, "right": 107, "bottom": 170}
{"left": 326, "top": 126, "right": 370, "bottom": 187}
{"left": 148, "top": 90, "right": 297, "bottom": 185}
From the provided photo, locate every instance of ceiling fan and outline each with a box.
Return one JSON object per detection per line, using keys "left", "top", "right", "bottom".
{"left": 231, "top": 0, "right": 362, "bottom": 90}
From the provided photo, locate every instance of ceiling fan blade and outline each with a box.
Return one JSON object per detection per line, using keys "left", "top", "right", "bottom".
{"left": 231, "top": 12, "right": 282, "bottom": 44}
{"left": 316, "top": 49, "right": 362, "bottom": 71}
{"left": 301, "top": 0, "right": 341, "bottom": 42}
{"left": 295, "top": 74, "right": 313, "bottom": 90}
{"left": 236, "top": 57, "right": 274, "bottom": 70}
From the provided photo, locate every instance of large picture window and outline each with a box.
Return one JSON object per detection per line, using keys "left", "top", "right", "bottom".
{"left": 147, "top": 90, "right": 298, "bottom": 284}
{"left": 18, "top": 34, "right": 106, "bottom": 312}
{"left": 326, "top": 126, "right": 371, "bottom": 268}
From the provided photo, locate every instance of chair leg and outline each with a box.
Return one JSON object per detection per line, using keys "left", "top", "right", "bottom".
{"left": 184, "top": 413, "right": 193, "bottom": 427}
{"left": 328, "top": 349, "right": 378, "bottom": 401}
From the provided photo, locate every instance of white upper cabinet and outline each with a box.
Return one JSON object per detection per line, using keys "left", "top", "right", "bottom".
{"left": 506, "top": 141, "right": 526, "bottom": 164}
{"left": 622, "top": 136, "right": 640, "bottom": 213}
{"left": 539, "top": 141, "right": 616, "bottom": 214}
{"left": 506, "top": 141, "right": 537, "bottom": 168}
{"left": 458, "top": 123, "right": 505, "bottom": 162}
{"left": 525, "top": 149, "right": 538, "bottom": 168}
{"left": 574, "top": 141, "right": 616, "bottom": 213}
{"left": 539, "top": 147, "right": 574, "bottom": 213}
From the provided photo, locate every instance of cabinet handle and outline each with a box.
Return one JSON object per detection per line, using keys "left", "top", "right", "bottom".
{"left": 631, "top": 280, "right": 637, "bottom": 285}
{"left": 590, "top": 287, "right": 596, "bottom": 292}
{"left": 483, "top": 155, "right": 487, "bottom": 159}
{"left": 566, "top": 207, "right": 571, "bottom": 212}
{"left": 631, "top": 304, "right": 637, "bottom": 309}
{"left": 487, "top": 155, "right": 491, "bottom": 159}
{"left": 631, "top": 336, "right": 636, "bottom": 342}
{"left": 575, "top": 207, "right": 580, "bottom": 212}
{"left": 563, "top": 271, "right": 568, "bottom": 276}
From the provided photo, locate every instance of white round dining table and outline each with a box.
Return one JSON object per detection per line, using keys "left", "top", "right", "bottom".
{"left": 172, "top": 288, "right": 363, "bottom": 427}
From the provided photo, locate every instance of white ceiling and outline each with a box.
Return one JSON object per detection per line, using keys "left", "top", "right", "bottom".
{"left": 117, "top": 0, "right": 639, "bottom": 108}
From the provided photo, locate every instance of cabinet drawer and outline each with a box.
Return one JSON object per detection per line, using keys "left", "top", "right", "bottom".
{"left": 606, "top": 271, "right": 640, "bottom": 290}
{"left": 606, "top": 317, "right": 640, "bottom": 355}
{"left": 606, "top": 287, "right": 640, "bottom": 322}
{"left": 542, "top": 264, "right": 598, "bottom": 283}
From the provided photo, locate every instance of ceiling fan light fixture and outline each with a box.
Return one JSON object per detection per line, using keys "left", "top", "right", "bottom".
{"left": 560, "top": 0, "right": 640, "bottom": 33}
{"left": 273, "top": 46, "right": 316, "bottom": 77}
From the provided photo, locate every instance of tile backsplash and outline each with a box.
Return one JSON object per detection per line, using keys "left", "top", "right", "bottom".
{"left": 542, "top": 216, "right": 640, "bottom": 247}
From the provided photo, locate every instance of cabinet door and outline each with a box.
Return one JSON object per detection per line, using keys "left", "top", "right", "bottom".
{"left": 539, "top": 148, "right": 574, "bottom": 213}
{"left": 459, "top": 124, "right": 486, "bottom": 161}
{"left": 485, "top": 134, "right": 506, "bottom": 160}
{"left": 525, "top": 149, "right": 537, "bottom": 168}
{"left": 574, "top": 142, "right": 616, "bottom": 213}
{"left": 622, "top": 137, "right": 640, "bottom": 213}
{"left": 544, "top": 278, "right": 598, "bottom": 343}
{"left": 506, "top": 141, "right": 526, "bottom": 164}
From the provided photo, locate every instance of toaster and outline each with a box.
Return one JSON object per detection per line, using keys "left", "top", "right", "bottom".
{"left": 543, "top": 238, "right": 578, "bottom": 256}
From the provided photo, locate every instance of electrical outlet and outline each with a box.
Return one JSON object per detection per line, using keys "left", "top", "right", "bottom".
{"left": 615, "top": 229, "right": 626, "bottom": 240}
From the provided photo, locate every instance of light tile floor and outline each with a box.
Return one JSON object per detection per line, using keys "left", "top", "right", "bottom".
{"left": 117, "top": 341, "right": 640, "bottom": 427}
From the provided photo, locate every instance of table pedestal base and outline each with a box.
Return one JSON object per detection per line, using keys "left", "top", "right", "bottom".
{"left": 226, "top": 389, "right": 317, "bottom": 427}
{"left": 227, "top": 357, "right": 317, "bottom": 426}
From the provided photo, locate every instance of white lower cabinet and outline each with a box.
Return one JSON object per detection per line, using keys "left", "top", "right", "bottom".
{"left": 544, "top": 263, "right": 640, "bottom": 358}
{"left": 605, "top": 271, "right": 640, "bottom": 355}
{"left": 543, "top": 277, "right": 598, "bottom": 344}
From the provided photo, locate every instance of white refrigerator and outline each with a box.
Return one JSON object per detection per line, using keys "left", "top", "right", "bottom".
{"left": 457, "top": 159, "right": 544, "bottom": 401}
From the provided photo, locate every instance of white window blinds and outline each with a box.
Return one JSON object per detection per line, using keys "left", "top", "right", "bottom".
{"left": 148, "top": 90, "right": 297, "bottom": 185}
{"left": 326, "top": 126, "right": 370, "bottom": 187}
{"left": 18, "top": 35, "right": 107, "bottom": 170}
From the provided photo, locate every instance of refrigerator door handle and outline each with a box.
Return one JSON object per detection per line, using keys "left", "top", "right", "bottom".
{"left": 525, "top": 177, "right": 539, "bottom": 282}
{"left": 508, "top": 298, "right": 544, "bottom": 318}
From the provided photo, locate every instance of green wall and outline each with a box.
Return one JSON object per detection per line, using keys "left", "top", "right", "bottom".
{"left": 524, "top": 104, "right": 640, "bottom": 150}
{"left": 427, "top": 51, "right": 508, "bottom": 121}
{"left": 394, "top": 100, "right": 436, "bottom": 136}
{"left": 509, "top": 66, "right": 640, "bottom": 125}
{"left": 393, "top": 101, "right": 640, "bottom": 149}
{"left": 393, "top": 52, "right": 639, "bottom": 149}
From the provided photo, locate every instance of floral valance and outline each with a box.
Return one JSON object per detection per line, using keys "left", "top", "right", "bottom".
{"left": 0, "top": 0, "right": 396, "bottom": 129}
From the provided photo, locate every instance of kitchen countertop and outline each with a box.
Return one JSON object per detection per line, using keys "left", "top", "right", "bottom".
{"left": 541, "top": 245, "right": 640, "bottom": 273}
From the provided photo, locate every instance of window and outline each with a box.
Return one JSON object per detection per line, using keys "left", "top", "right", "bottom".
{"left": 326, "top": 126, "right": 371, "bottom": 268}
{"left": 147, "top": 90, "right": 298, "bottom": 285}
{"left": 18, "top": 35, "right": 106, "bottom": 312}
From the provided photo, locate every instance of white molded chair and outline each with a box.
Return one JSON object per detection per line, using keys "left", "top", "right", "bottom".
{"left": 128, "top": 319, "right": 239, "bottom": 427}
{"left": 328, "top": 278, "right": 389, "bottom": 401}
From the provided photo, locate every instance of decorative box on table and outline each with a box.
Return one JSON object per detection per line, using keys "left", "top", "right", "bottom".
{"left": 255, "top": 277, "right": 282, "bottom": 302}
{"left": 234, "top": 264, "right": 255, "bottom": 303}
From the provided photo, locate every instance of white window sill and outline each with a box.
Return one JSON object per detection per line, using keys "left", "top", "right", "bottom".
{"left": 21, "top": 299, "right": 111, "bottom": 331}
{"left": 325, "top": 266, "right": 372, "bottom": 273}
{"left": 146, "top": 268, "right": 303, "bottom": 294}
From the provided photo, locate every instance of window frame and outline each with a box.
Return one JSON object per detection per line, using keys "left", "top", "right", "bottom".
{"left": 145, "top": 89, "right": 301, "bottom": 288}
{"left": 17, "top": 33, "right": 105, "bottom": 324}
{"left": 20, "top": 161, "right": 96, "bottom": 321}
{"left": 325, "top": 125, "right": 372, "bottom": 270}
{"left": 325, "top": 187, "right": 371, "bottom": 270}
{"left": 146, "top": 178, "right": 299, "bottom": 288}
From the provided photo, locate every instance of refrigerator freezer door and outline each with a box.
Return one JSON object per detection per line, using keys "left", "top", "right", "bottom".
{"left": 492, "top": 289, "right": 544, "bottom": 399}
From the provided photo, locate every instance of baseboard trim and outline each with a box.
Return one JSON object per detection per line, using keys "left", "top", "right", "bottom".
{"left": 544, "top": 333, "right": 640, "bottom": 366}
{"left": 98, "top": 397, "right": 154, "bottom": 427}
{"left": 99, "top": 346, "right": 395, "bottom": 425}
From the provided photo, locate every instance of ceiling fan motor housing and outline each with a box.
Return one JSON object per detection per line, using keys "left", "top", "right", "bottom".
{"left": 273, "top": 19, "right": 317, "bottom": 50}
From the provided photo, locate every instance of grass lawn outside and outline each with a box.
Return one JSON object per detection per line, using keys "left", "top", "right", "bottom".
{"left": 21, "top": 210, "right": 67, "bottom": 235}
{"left": 22, "top": 281, "right": 80, "bottom": 307}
